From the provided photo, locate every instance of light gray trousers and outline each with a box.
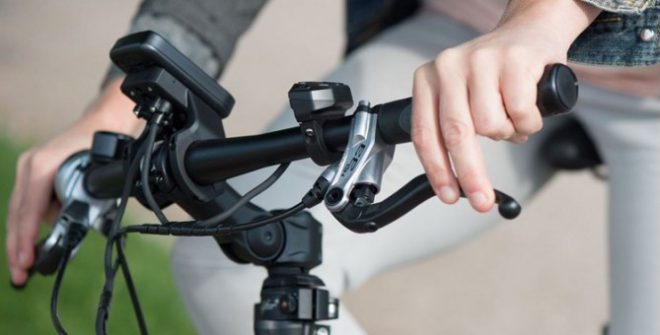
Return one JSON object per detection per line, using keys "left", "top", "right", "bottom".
{"left": 171, "top": 10, "right": 660, "bottom": 335}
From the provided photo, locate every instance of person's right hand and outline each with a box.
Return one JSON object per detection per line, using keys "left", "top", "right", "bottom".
{"left": 6, "top": 78, "right": 139, "bottom": 286}
{"left": 410, "top": 0, "right": 600, "bottom": 213}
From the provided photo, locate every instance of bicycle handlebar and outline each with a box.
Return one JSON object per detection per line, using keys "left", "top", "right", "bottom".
{"left": 184, "top": 64, "right": 577, "bottom": 186}
{"left": 18, "top": 29, "right": 581, "bottom": 335}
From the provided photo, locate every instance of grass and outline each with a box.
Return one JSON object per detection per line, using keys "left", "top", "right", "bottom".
{"left": 0, "top": 139, "right": 195, "bottom": 334}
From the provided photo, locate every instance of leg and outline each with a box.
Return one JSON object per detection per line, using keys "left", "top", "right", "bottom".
{"left": 170, "top": 9, "right": 565, "bottom": 334}
{"left": 574, "top": 86, "right": 660, "bottom": 335}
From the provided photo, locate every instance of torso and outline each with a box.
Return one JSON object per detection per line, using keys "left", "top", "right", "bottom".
{"left": 424, "top": 0, "right": 660, "bottom": 97}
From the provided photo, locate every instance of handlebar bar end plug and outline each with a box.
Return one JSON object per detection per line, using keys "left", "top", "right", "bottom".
{"left": 495, "top": 191, "right": 521, "bottom": 220}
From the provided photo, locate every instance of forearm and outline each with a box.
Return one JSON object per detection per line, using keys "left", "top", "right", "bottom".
{"left": 499, "top": 0, "right": 602, "bottom": 52}
{"left": 82, "top": 77, "right": 142, "bottom": 135}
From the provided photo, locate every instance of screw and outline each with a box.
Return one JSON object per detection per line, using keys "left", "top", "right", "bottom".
{"left": 325, "top": 188, "right": 343, "bottom": 205}
{"left": 315, "top": 328, "right": 329, "bottom": 335}
{"left": 279, "top": 294, "right": 297, "bottom": 314}
{"left": 147, "top": 86, "right": 153, "bottom": 92}
{"left": 304, "top": 128, "right": 315, "bottom": 137}
{"left": 129, "top": 90, "right": 136, "bottom": 97}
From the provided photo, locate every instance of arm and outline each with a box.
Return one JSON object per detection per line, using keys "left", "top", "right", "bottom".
{"left": 6, "top": 0, "right": 268, "bottom": 286}
{"left": 411, "top": 0, "right": 602, "bottom": 211}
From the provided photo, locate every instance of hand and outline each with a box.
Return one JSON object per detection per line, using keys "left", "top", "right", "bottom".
{"left": 5, "top": 78, "right": 138, "bottom": 285}
{"left": 411, "top": 0, "right": 600, "bottom": 212}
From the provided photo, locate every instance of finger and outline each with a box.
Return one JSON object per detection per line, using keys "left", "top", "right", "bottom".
{"left": 467, "top": 60, "right": 516, "bottom": 141}
{"left": 411, "top": 64, "right": 459, "bottom": 204}
{"left": 44, "top": 200, "right": 62, "bottom": 224}
{"left": 500, "top": 63, "right": 543, "bottom": 136}
{"left": 6, "top": 153, "right": 30, "bottom": 283}
{"left": 437, "top": 66, "right": 495, "bottom": 212}
{"left": 15, "top": 156, "right": 57, "bottom": 272}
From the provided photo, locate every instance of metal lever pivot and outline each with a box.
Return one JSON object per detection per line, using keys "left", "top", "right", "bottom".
{"left": 324, "top": 101, "right": 394, "bottom": 212}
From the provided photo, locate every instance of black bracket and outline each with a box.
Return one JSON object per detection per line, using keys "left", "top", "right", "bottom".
{"left": 289, "top": 82, "right": 354, "bottom": 165}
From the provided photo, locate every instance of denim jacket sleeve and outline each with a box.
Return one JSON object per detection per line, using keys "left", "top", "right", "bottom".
{"left": 569, "top": 2, "right": 660, "bottom": 66}
{"left": 580, "top": 0, "right": 654, "bottom": 14}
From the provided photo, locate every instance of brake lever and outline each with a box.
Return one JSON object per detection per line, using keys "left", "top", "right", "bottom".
{"left": 325, "top": 174, "right": 519, "bottom": 233}
{"left": 11, "top": 151, "right": 118, "bottom": 289}
{"left": 323, "top": 64, "right": 577, "bottom": 233}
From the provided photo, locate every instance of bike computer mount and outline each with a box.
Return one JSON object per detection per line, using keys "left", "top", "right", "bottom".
{"left": 110, "top": 31, "right": 235, "bottom": 202}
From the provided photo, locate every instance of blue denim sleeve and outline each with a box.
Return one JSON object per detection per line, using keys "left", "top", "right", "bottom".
{"left": 581, "top": 0, "right": 653, "bottom": 14}
{"left": 569, "top": 6, "right": 660, "bottom": 66}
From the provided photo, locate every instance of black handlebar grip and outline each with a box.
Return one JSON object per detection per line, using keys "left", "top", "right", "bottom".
{"left": 376, "top": 63, "right": 578, "bottom": 145}
{"left": 537, "top": 64, "right": 578, "bottom": 117}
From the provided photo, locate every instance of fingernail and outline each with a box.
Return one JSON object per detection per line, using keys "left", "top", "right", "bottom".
{"left": 439, "top": 186, "right": 457, "bottom": 203}
{"left": 469, "top": 192, "right": 487, "bottom": 208}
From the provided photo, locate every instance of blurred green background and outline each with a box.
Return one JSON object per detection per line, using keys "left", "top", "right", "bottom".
{"left": 0, "top": 137, "right": 195, "bottom": 333}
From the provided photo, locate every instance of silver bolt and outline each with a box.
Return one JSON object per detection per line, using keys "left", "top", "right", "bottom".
{"left": 328, "top": 301, "right": 337, "bottom": 317}
{"left": 640, "top": 28, "right": 655, "bottom": 42}
{"left": 129, "top": 90, "right": 136, "bottom": 97}
{"left": 305, "top": 128, "right": 315, "bottom": 137}
{"left": 147, "top": 86, "right": 153, "bottom": 92}
{"left": 315, "top": 328, "right": 329, "bottom": 335}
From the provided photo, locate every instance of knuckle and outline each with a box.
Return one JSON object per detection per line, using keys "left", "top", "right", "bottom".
{"left": 442, "top": 119, "right": 471, "bottom": 151}
{"left": 16, "top": 203, "right": 33, "bottom": 222}
{"left": 434, "top": 48, "right": 460, "bottom": 68}
{"left": 411, "top": 123, "right": 434, "bottom": 150}
{"left": 467, "top": 48, "right": 493, "bottom": 67}
{"left": 529, "top": 117, "right": 543, "bottom": 133}
{"left": 456, "top": 168, "right": 484, "bottom": 194}
{"left": 413, "top": 65, "right": 426, "bottom": 81}
{"left": 473, "top": 114, "right": 502, "bottom": 138}
{"left": 429, "top": 176, "right": 451, "bottom": 195}
{"left": 512, "top": 114, "right": 543, "bottom": 136}
{"left": 30, "top": 149, "right": 48, "bottom": 166}
{"left": 506, "top": 99, "right": 531, "bottom": 119}
{"left": 17, "top": 151, "right": 32, "bottom": 168}
{"left": 503, "top": 45, "right": 529, "bottom": 61}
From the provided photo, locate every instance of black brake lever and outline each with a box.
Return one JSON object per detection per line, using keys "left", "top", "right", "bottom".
{"left": 330, "top": 174, "right": 520, "bottom": 233}
{"left": 329, "top": 64, "right": 577, "bottom": 233}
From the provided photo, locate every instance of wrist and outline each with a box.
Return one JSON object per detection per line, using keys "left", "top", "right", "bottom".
{"left": 498, "top": 0, "right": 602, "bottom": 51}
{"left": 82, "top": 77, "right": 142, "bottom": 135}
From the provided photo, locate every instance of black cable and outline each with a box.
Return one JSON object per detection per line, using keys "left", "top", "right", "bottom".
{"left": 51, "top": 243, "right": 73, "bottom": 335}
{"left": 187, "top": 162, "right": 290, "bottom": 227}
{"left": 140, "top": 124, "right": 169, "bottom": 225}
{"left": 119, "top": 202, "right": 305, "bottom": 237}
{"left": 97, "top": 138, "right": 148, "bottom": 335}
{"left": 115, "top": 236, "right": 148, "bottom": 335}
